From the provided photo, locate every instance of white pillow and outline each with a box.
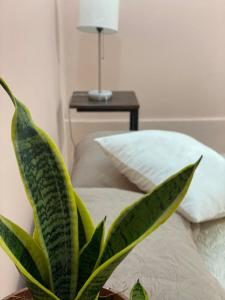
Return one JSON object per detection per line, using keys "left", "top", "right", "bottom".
{"left": 95, "top": 130, "right": 225, "bottom": 223}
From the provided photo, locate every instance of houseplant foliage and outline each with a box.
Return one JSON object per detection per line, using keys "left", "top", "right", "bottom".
{"left": 0, "top": 78, "right": 200, "bottom": 300}
{"left": 130, "top": 281, "right": 149, "bottom": 300}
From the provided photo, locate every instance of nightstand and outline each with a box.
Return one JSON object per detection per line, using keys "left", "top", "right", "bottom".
{"left": 69, "top": 91, "right": 140, "bottom": 131}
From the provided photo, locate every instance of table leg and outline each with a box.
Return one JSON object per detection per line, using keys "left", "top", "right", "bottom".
{"left": 130, "top": 109, "right": 139, "bottom": 131}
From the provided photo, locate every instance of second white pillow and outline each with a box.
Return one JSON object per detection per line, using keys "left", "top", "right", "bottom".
{"left": 95, "top": 130, "right": 225, "bottom": 223}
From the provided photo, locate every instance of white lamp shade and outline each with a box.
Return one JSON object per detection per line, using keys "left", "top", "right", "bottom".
{"left": 78, "top": 0, "right": 120, "bottom": 34}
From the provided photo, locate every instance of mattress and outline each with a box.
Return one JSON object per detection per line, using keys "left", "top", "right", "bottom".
{"left": 72, "top": 132, "right": 225, "bottom": 299}
{"left": 71, "top": 131, "right": 139, "bottom": 192}
{"left": 75, "top": 188, "right": 225, "bottom": 300}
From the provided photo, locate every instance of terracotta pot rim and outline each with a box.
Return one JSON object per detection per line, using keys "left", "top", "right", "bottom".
{"left": 1, "top": 288, "right": 29, "bottom": 300}
{"left": 2, "top": 287, "right": 128, "bottom": 300}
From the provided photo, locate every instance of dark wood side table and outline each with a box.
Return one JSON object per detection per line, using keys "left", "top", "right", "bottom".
{"left": 69, "top": 91, "right": 140, "bottom": 131}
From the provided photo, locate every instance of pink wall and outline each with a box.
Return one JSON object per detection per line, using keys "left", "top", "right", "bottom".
{"left": 59, "top": 0, "right": 225, "bottom": 162}
{"left": 61, "top": 0, "right": 225, "bottom": 118}
{"left": 0, "top": 0, "right": 62, "bottom": 297}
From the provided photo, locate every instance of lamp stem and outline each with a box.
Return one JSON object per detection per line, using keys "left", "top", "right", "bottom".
{"left": 97, "top": 27, "right": 103, "bottom": 93}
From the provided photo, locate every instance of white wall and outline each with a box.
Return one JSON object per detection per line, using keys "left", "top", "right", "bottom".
{"left": 0, "top": 0, "right": 62, "bottom": 297}
{"left": 59, "top": 0, "right": 225, "bottom": 163}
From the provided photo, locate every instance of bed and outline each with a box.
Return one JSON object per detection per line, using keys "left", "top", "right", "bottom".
{"left": 71, "top": 131, "right": 225, "bottom": 300}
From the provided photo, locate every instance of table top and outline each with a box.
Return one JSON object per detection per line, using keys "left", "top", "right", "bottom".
{"left": 70, "top": 91, "right": 139, "bottom": 111}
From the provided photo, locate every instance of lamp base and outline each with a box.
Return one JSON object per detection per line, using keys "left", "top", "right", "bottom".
{"left": 88, "top": 90, "right": 112, "bottom": 101}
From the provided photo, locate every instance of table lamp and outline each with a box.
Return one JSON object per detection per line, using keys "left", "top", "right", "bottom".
{"left": 78, "top": 0, "right": 120, "bottom": 101}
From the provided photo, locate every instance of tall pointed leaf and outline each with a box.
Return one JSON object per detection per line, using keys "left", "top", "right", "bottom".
{"left": 74, "top": 190, "right": 95, "bottom": 250}
{"left": 26, "top": 281, "right": 60, "bottom": 300}
{"left": 130, "top": 280, "right": 149, "bottom": 300}
{"left": 0, "top": 216, "right": 59, "bottom": 300}
{"left": 0, "top": 78, "right": 78, "bottom": 300}
{"left": 75, "top": 160, "right": 200, "bottom": 300}
{"left": 100, "top": 157, "right": 201, "bottom": 264}
{"left": 77, "top": 218, "right": 105, "bottom": 292}
{"left": 77, "top": 210, "right": 87, "bottom": 250}
{"left": 0, "top": 215, "right": 49, "bottom": 286}
{"left": 33, "top": 226, "right": 42, "bottom": 247}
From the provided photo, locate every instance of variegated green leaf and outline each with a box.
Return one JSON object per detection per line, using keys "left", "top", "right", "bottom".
{"left": 75, "top": 160, "right": 200, "bottom": 300}
{"left": 0, "top": 216, "right": 58, "bottom": 300}
{"left": 130, "top": 280, "right": 149, "bottom": 300}
{"left": 77, "top": 210, "right": 87, "bottom": 250}
{"left": 77, "top": 218, "right": 105, "bottom": 292}
{"left": 100, "top": 157, "right": 201, "bottom": 264}
{"left": 0, "top": 78, "right": 78, "bottom": 300}
{"left": 75, "top": 251, "right": 127, "bottom": 300}
{"left": 0, "top": 215, "right": 49, "bottom": 286}
{"left": 26, "top": 281, "right": 60, "bottom": 300}
{"left": 33, "top": 226, "right": 42, "bottom": 248}
{"left": 74, "top": 190, "right": 95, "bottom": 250}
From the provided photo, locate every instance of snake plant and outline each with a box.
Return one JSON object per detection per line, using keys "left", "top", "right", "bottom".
{"left": 0, "top": 78, "right": 200, "bottom": 300}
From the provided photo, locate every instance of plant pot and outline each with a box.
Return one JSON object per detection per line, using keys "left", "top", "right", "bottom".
{"left": 2, "top": 287, "right": 128, "bottom": 300}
